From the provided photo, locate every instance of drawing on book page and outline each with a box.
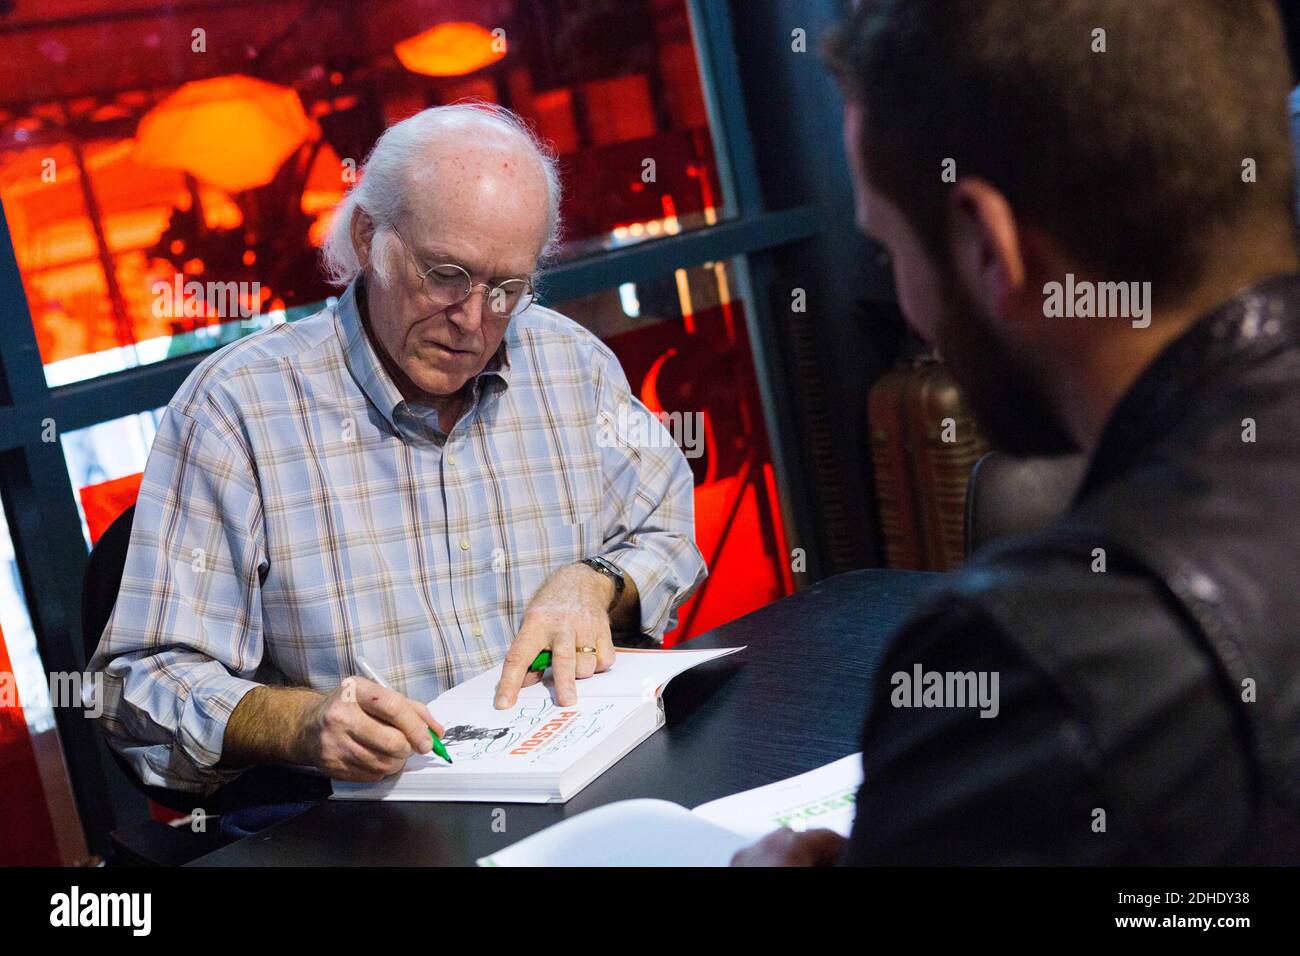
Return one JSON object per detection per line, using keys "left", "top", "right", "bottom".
{"left": 417, "top": 698, "right": 626, "bottom": 768}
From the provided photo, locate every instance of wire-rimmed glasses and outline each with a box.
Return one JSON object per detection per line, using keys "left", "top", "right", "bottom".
{"left": 392, "top": 227, "right": 535, "bottom": 318}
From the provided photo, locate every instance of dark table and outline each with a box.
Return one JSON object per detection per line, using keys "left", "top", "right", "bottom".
{"left": 189, "top": 569, "right": 941, "bottom": 866}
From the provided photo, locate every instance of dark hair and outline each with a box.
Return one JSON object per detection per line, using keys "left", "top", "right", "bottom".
{"left": 824, "top": 0, "right": 1298, "bottom": 292}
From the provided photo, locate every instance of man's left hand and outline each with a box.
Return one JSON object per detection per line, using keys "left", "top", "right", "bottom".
{"left": 494, "top": 563, "right": 617, "bottom": 708}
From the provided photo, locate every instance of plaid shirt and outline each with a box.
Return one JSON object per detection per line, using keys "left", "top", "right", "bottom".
{"left": 90, "top": 279, "right": 706, "bottom": 792}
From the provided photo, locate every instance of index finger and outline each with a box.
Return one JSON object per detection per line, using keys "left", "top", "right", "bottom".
{"left": 355, "top": 681, "right": 439, "bottom": 755}
{"left": 494, "top": 624, "right": 549, "bottom": 709}
{"left": 413, "top": 701, "right": 446, "bottom": 739}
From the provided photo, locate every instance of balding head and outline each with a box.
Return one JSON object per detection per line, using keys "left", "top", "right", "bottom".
{"left": 322, "top": 103, "right": 561, "bottom": 287}
{"left": 325, "top": 104, "right": 563, "bottom": 409}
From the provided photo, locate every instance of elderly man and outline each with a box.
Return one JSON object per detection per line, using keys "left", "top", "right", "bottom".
{"left": 91, "top": 103, "right": 705, "bottom": 793}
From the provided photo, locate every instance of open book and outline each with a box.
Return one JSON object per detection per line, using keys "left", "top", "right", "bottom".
{"left": 331, "top": 646, "right": 744, "bottom": 803}
{"left": 477, "top": 753, "right": 864, "bottom": 866}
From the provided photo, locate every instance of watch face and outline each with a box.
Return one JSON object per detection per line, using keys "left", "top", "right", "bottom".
{"left": 587, "top": 557, "right": 624, "bottom": 590}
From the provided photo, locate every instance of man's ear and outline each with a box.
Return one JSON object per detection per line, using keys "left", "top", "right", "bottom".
{"left": 350, "top": 206, "right": 376, "bottom": 272}
{"left": 946, "top": 179, "right": 1029, "bottom": 322}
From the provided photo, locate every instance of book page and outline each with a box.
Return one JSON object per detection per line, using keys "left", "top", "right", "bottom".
{"left": 478, "top": 799, "right": 752, "bottom": 866}
{"left": 335, "top": 695, "right": 645, "bottom": 788}
{"left": 436, "top": 645, "right": 744, "bottom": 703}
{"left": 475, "top": 755, "right": 866, "bottom": 864}
{"left": 691, "top": 753, "right": 864, "bottom": 838}
{"left": 417, "top": 696, "right": 639, "bottom": 770}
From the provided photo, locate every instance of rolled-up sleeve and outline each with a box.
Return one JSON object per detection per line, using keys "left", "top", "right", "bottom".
{"left": 591, "top": 347, "right": 707, "bottom": 640}
{"left": 89, "top": 398, "right": 267, "bottom": 793}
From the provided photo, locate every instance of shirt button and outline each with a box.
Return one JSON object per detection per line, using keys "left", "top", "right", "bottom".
{"left": 472, "top": 625, "right": 484, "bottom": 638}
{"left": 446, "top": 454, "right": 455, "bottom": 465}
{"left": 459, "top": 538, "right": 471, "bottom": 551}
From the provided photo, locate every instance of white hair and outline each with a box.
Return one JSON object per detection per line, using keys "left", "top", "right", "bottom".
{"left": 320, "top": 102, "right": 562, "bottom": 287}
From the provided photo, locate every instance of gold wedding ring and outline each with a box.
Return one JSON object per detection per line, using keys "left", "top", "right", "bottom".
{"left": 577, "top": 646, "right": 598, "bottom": 655}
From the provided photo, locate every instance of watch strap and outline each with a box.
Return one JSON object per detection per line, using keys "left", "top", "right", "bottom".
{"left": 581, "top": 555, "right": 625, "bottom": 610}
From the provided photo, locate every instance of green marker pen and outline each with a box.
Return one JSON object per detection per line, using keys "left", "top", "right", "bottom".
{"left": 529, "top": 650, "right": 552, "bottom": 673}
{"left": 425, "top": 729, "right": 452, "bottom": 764}
{"left": 355, "top": 657, "right": 452, "bottom": 764}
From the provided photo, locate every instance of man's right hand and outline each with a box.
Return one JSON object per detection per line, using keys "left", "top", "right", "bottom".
{"left": 730, "top": 828, "right": 846, "bottom": 866}
{"left": 293, "top": 678, "right": 446, "bottom": 782}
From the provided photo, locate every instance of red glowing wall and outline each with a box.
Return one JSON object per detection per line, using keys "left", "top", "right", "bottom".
{"left": 0, "top": 627, "right": 61, "bottom": 865}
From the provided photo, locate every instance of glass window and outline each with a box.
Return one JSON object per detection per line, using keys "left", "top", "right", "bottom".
{"left": 548, "top": 260, "right": 794, "bottom": 644}
{"left": 61, "top": 409, "right": 164, "bottom": 548}
{"left": 0, "top": 0, "right": 724, "bottom": 385}
{"left": 0, "top": 502, "right": 89, "bottom": 864}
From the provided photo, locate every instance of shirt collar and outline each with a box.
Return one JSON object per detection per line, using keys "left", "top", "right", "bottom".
{"left": 1077, "top": 272, "right": 1300, "bottom": 501}
{"left": 481, "top": 324, "right": 514, "bottom": 387}
{"left": 337, "top": 277, "right": 406, "bottom": 431}
{"left": 336, "top": 276, "right": 516, "bottom": 432}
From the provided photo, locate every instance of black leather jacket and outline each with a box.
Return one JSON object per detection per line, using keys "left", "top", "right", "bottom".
{"left": 846, "top": 274, "right": 1300, "bottom": 864}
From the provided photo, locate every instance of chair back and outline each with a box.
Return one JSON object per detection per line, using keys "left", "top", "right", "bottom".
{"left": 965, "top": 452, "right": 1087, "bottom": 556}
{"left": 80, "top": 504, "right": 204, "bottom": 813}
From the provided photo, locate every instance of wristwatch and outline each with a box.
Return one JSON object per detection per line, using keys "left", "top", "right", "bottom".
{"left": 580, "top": 555, "right": 625, "bottom": 611}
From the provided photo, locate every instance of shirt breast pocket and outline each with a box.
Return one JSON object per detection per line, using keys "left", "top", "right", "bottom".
{"left": 557, "top": 468, "right": 604, "bottom": 556}
{"left": 559, "top": 513, "right": 599, "bottom": 561}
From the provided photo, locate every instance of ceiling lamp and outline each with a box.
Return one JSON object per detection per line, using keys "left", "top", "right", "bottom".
{"left": 134, "top": 75, "right": 311, "bottom": 193}
{"left": 394, "top": 22, "right": 505, "bottom": 77}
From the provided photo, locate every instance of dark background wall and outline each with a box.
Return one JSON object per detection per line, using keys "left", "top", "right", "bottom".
{"left": 1281, "top": 0, "right": 1300, "bottom": 76}
{"left": 729, "top": 0, "right": 903, "bottom": 573}
{"left": 730, "top": 0, "right": 1300, "bottom": 577}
